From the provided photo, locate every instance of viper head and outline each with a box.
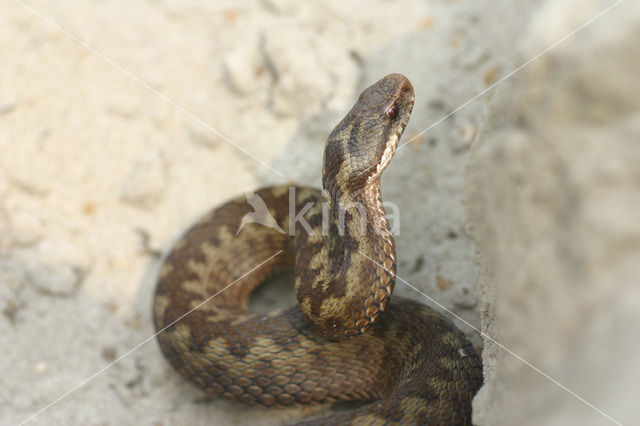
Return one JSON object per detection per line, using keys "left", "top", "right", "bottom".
{"left": 323, "top": 73, "right": 414, "bottom": 193}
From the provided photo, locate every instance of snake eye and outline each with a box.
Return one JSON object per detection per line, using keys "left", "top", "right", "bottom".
{"left": 386, "top": 104, "right": 398, "bottom": 120}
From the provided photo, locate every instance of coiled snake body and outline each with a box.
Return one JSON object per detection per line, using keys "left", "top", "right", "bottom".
{"left": 153, "top": 74, "right": 483, "bottom": 425}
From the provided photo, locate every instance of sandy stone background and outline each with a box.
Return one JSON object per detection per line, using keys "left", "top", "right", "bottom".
{"left": 1, "top": 0, "right": 637, "bottom": 425}
{"left": 468, "top": 1, "right": 640, "bottom": 425}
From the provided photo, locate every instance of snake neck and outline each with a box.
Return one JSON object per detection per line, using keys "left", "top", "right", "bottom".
{"left": 325, "top": 178, "right": 395, "bottom": 274}
{"left": 294, "top": 172, "right": 397, "bottom": 340}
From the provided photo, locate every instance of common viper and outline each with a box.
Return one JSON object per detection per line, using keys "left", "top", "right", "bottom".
{"left": 153, "top": 74, "right": 483, "bottom": 425}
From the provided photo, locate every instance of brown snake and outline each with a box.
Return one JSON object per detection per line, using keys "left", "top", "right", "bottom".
{"left": 153, "top": 74, "right": 483, "bottom": 425}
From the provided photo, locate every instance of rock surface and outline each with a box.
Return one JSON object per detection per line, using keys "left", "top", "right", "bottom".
{"left": 466, "top": 1, "right": 640, "bottom": 424}
{"left": 13, "top": 0, "right": 638, "bottom": 424}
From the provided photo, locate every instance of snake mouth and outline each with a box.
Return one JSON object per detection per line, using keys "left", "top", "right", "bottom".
{"left": 364, "top": 93, "right": 414, "bottom": 182}
{"left": 372, "top": 131, "right": 401, "bottom": 179}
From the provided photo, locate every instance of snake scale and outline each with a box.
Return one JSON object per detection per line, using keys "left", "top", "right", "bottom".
{"left": 153, "top": 74, "right": 483, "bottom": 425}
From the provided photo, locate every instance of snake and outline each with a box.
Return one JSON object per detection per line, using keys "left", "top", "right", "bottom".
{"left": 153, "top": 74, "right": 483, "bottom": 425}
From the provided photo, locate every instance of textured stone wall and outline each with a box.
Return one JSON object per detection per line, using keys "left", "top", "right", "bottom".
{"left": 1, "top": 1, "right": 532, "bottom": 423}
{"left": 466, "top": 1, "right": 640, "bottom": 424}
